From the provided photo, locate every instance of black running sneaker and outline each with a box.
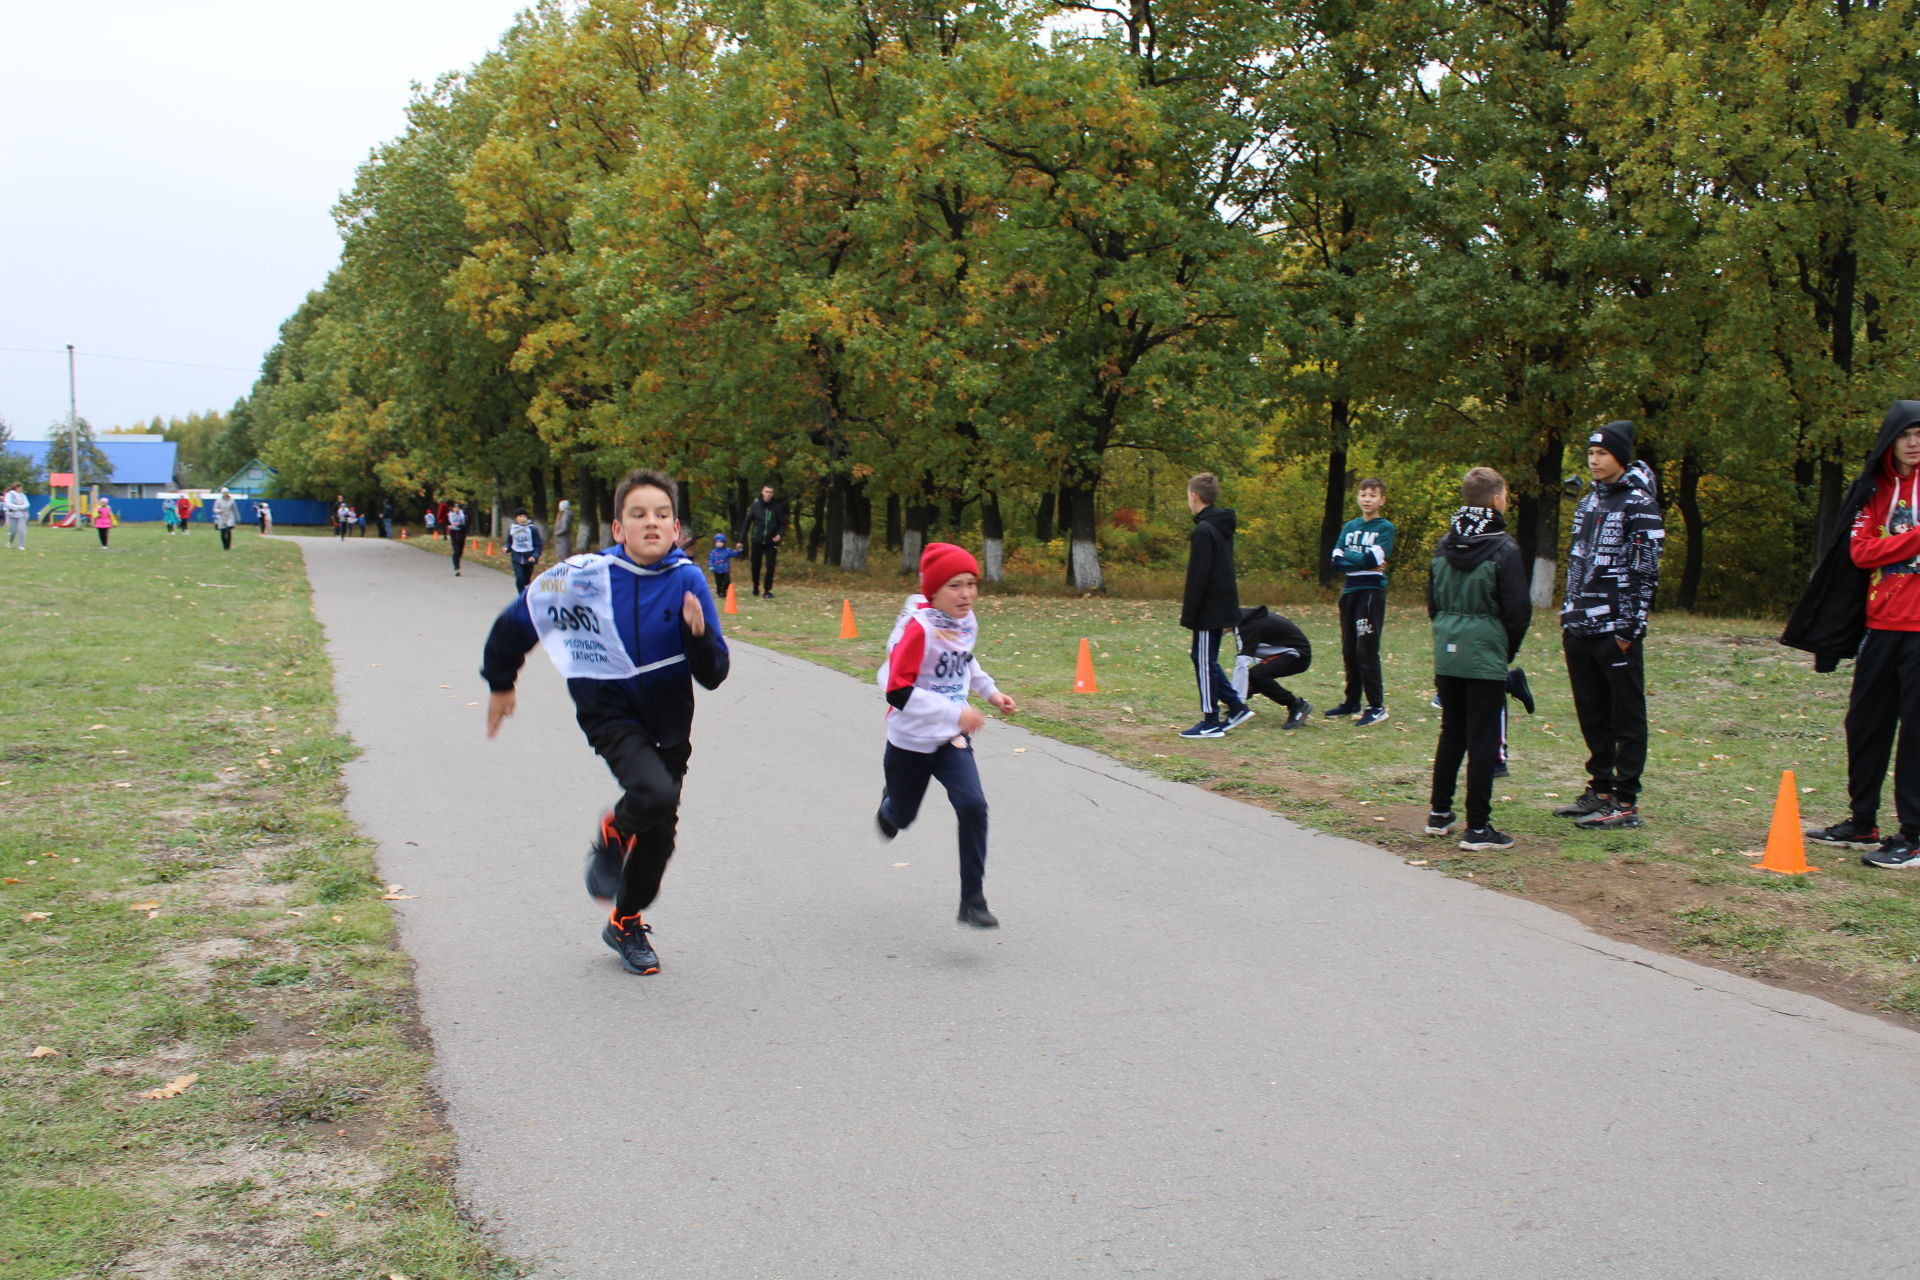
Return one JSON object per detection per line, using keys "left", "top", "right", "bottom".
{"left": 1806, "top": 818, "right": 1880, "bottom": 851}
{"left": 1424, "top": 810, "right": 1458, "bottom": 836}
{"left": 1551, "top": 788, "right": 1611, "bottom": 818}
{"left": 1179, "top": 718, "right": 1225, "bottom": 739}
{"left": 1459, "top": 826, "right": 1516, "bottom": 851}
{"left": 1284, "top": 700, "right": 1312, "bottom": 730}
{"left": 1863, "top": 832, "right": 1920, "bottom": 868}
{"left": 1354, "top": 706, "right": 1389, "bottom": 727}
{"left": 1492, "top": 761, "right": 1510, "bottom": 779}
{"left": 602, "top": 914, "right": 660, "bottom": 975}
{"left": 957, "top": 894, "right": 999, "bottom": 929}
{"left": 585, "top": 811, "right": 630, "bottom": 903}
{"left": 1506, "top": 666, "right": 1536, "bottom": 715}
{"left": 1323, "top": 702, "right": 1360, "bottom": 718}
{"left": 876, "top": 789, "right": 898, "bottom": 839}
{"left": 1575, "top": 801, "right": 1643, "bottom": 830}
{"left": 1222, "top": 704, "right": 1256, "bottom": 731}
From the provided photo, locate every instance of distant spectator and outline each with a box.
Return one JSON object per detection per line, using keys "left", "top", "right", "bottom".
{"left": 212, "top": 488, "right": 239, "bottom": 551}
{"left": 3, "top": 482, "right": 28, "bottom": 550}
{"left": 175, "top": 492, "right": 194, "bottom": 534}
{"left": 94, "top": 497, "right": 114, "bottom": 549}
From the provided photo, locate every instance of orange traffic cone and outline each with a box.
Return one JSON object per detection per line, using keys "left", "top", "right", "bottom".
{"left": 400, "top": 527, "right": 408, "bottom": 540}
{"left": 724, "top": 583, "right": 738, "bottom": 615}
{"left": 1755, "top": 769, "right": 1819, "bottom": 874}
{"left": 1074, "top": 638, "right": 1098, "bottom": 693}
{"left": 839, "top": 599, "right": 858, "bottom": 639}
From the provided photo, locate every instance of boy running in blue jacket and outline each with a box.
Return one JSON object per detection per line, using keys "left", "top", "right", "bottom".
{"left": 482, "top": 469, "right": 730, "bottom": 976}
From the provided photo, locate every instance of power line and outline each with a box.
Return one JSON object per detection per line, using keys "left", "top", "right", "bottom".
{"left": 0, "top": 346, "right": 257, "bottom": 375}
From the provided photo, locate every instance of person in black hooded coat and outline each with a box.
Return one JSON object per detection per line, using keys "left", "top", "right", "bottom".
{"left": 1785, "top": 400, "right": 1920, "bottom": 865}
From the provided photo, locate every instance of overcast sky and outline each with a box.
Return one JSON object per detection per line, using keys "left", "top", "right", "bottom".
{"left": 1, "top": 1, "right": 532, "bottom": 437}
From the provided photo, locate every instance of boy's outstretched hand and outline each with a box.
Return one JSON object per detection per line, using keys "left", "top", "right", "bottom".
{"left": 958, "top": 704, "right": 987, "bottom": 735}
{"left": 988, "top": 691, "right": 1018, "bottom": 716}
{"left": 682, "top": 590, "right": 706, "bottom": 637}
{"left": 486, "top": 690, "right": 516, "bottom": 738}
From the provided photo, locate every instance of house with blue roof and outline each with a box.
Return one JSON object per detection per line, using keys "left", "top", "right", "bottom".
{"left": 2, "top": 434, "right": 179, "bottom": 500}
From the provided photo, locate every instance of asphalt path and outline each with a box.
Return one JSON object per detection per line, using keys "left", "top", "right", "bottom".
{"left": 298, "top": 535, "right": 1920, "bottom": 1280}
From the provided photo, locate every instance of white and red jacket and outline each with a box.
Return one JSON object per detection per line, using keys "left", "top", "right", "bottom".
{"left": 1852, "top": 454, "right": 1920, "bottom": 631}
{"left": 878, "top": 593, "right": 1000, "bottom": 752}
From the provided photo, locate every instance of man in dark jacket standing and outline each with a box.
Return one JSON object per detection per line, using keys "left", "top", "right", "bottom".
{"left": 1789, "top": 400, "right": 1920, "bottom": 867}
{"left": 1555, "top": 420, "right": 1664, "bottom": 831}
{"left": 1426, "top": 468, "right": 1531, "bottom": 850}
{"left": 1179, "top": 473, "right": 1253, "bottom": 739}
{"left": 741, "top": 483, "right": 787, "bottom": 599}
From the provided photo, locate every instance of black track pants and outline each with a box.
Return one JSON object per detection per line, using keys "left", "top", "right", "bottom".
{"left": 1844, "top": 628, "right": 1920, "bottom": 835}
{"left": 1339, "top": 590, "right": 1386, "bottom": 708}
{"left": 1562, "top": 631, "right": 1648, "bottom": 805}
{"left": 881, "top": 740, "right": 988, "bottom": 900}
{"left": 1429, "top": 675, "right": 1505, "bottom": 829}
{"left": 591, "top": 727, "right": 691, "bottom": 918}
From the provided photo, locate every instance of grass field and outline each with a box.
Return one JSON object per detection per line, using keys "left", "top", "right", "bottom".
{"left": 0, "top": 525, "right": 519, "bottom": 1279}
{"left": 694, "top": 554, "right": 1920, "bottom": 1024}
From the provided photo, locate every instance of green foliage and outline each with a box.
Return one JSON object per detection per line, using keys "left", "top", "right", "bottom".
{"left": 236, "top": 0, "right": 1920, "bottom": 608}
{"left": 39, "top": 418, "right": 113, "bottom": 486}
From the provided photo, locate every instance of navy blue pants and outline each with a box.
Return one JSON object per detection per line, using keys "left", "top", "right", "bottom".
{"left": 881, "top": 740, "right": 988, "bottom": 899}
{"left": 1189, "top": 628, "right": 1246, "bottom": 722}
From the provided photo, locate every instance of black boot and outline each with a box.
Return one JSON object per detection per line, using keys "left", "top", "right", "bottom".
{"left": 957, "top": 894, "right": 999, "bottom": 929}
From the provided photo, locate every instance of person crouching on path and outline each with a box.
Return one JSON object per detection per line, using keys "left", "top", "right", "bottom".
{"left": 875, "top": 543, "right": 1018, "bottom": 928}
{"left": 1425, "top": 467, "right": 1531, "bottom": 851}
{"left": 481, "top": 468, "right": 730, "bottom": 975}
{"left": 1788, "top": 400, "right": 1920, "bottom": 869}
{"left": 1235, "top": 604, "right": 1314, "bottom": 729}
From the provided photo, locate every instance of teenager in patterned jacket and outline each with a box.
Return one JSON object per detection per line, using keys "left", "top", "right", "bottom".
{"left": 1555, "top": 419, "right": 1664, "bottom": 831}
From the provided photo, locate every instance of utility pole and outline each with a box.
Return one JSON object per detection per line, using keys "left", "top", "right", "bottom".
{"left": 66, "top": 344, "right": 79, "bottom": 519}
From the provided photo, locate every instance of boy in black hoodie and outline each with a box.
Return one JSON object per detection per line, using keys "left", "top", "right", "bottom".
{"left": 1426, "top": 467, "right": 1531, "bottom": 850}
{"left": 1179, "top": 473, "right": 1254, "bottom": 739}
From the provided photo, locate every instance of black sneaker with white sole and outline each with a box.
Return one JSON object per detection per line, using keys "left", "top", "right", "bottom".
{"left": 1459, "top": 826, "right": 1515, "bottom": 851}
{"left": 1806, "top": 818, "right": 1880, "bottom": 850}
{"left": 1179, "top": 719, "right": 1225, "bottom": 739}
{"left": 1284, "top": 700, "right": 1312, "bottom": 730}
{"left": 1222, "top": 704, "right": 1256, "bottom": 731}
{"left": 1354, "top": 706, "right": 1389, "bottom": 727}
{"left": 957, "top": 894, "right": 999, "bottom": 928}
{"left": 1424, "top": 810, "right": 1458, "bottom": 836}
{"left": 1863, "top": 832, "right": 1920, "bottom": 868}
{"left": 1323, "top": 702, "right": 1360, "bottom": 718}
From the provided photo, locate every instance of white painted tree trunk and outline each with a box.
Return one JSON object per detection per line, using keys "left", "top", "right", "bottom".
{"left": 901, "top": 529, "right": 925, "bottom": 574}
{"left": 1070, "top": 538, "right": 1104, "bottom": 591}
{"left": 842, "top": 530, "right": 870, "bottom": 573}
{"left": 1530, "top": 556, "right": 1557, "bottom": 610}
{"left": 982, "top": 537, "right": 1004, "bottom": 583}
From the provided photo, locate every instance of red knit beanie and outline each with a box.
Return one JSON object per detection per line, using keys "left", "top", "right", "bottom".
{"left": 919, "top": 542, "right": 980, "bottom": 599}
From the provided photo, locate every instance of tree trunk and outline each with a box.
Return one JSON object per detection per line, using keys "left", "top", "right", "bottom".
{"left": 885, "top": 494, "right": 901, "bottom": 551}
{"left": 807, "top": 486, "right": 826, "bottom": 562}
{"left": 1520, "top": 436, "right": 1564, "bottom": 609}
{"left": 1319, "top": 400, "right": 1351, "bottom": 588}
{"left": 1035, "top": 491, "right": 1055, "bottom": 543}
{"left": 1677, "top": 451, "right": 1704, "bottom": 611}
{"left": 824, "top": 476, "right": 845, "bottom": 568}
{"left": 981, "top": 492, "right": 1005, "bottom": 584}
{"left": 527, "top": 468, "right": 549, "bottom": 526}
{"left": 676, "top": 477, "right": 696, "bottom": 534}
{"left": 1816, "top": 456, "right": 1843, "bottom": 566}
{"left": 1063, "top": 478, "right": 1103, "bottom": 592}
{"left": 840, "top": 474, "right": 872, "bottom": 571}
{"left": 902, "top": 501, "right": 933, "bottom": 574}
{"left": 733, "top": 476, "right": 750, "bottom": 542}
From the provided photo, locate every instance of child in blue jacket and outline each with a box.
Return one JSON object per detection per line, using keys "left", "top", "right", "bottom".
{"left": 707, "top": 534, "right": 742, "bottom": 598}
{"left": 482, "top": 468, "right": 730, "bottom": 977}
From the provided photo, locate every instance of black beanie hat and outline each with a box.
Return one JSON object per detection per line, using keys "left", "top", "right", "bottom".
{"left": 1587, "top": 419, "right": 1634, "bottom": 468}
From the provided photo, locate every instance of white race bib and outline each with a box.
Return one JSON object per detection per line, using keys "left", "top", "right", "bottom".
{"left": 528, "top": 555, "right": 639, "bottom": 680}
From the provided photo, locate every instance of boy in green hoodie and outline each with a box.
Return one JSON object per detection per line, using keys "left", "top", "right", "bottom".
{"left": 1327, "top": 477, "right": 1396, "bottom": 726}
{"left": 1425, "top": 467, "right": 1531, "bottom": 851}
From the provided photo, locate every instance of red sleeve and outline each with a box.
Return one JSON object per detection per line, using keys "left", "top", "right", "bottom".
{"left": 1851, "top": 485, "right": 1920, "bottom": 568}
{"left": 885, "top": 623, "right": 926, "bottom": 707}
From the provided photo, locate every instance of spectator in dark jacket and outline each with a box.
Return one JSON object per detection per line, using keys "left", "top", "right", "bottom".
{"left": 1236, "top": 605, "right": 1314, "bottom": 729}
{"left": 1179, "top": 472, "right": 1253, "bottom": 739}
{"left": 1555, "top": 420, "right": 1664, "bottom": 831}
{"left": 741, "top": 484, "right": 787, "bottom": 598}
{"left": 1426, "top": 467, "right": 1531, "bottom": 851}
